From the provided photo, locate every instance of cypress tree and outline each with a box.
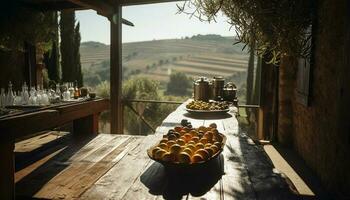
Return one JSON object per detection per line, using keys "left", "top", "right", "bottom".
{"left": 60, "top": 10, "right": 76, "bottom": 83}
{"left": 74, "top": 22, "right": 83, "bottom": 87}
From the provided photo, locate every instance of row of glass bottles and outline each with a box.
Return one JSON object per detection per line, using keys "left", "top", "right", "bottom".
{"left": 0, "top": 81, "right": 82, "bottom": 108}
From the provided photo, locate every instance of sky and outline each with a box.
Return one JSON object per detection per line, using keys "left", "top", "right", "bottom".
{"left": 75, "top": 2, "right": 234, "bottom": 44}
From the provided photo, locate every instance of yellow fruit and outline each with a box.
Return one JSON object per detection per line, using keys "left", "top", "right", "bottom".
{"left": 205, "top": 143, "right": 212, "bottom": 148}
{"left": 214, "top": 141, "right": 221, "bottom": 148}
{"left": 199, "top": 138, "right": 208, "bottom": 145}
{"left": 170, "top": 144, "right": 182, "bottom": 154}
{"left": 177, "top": 139, "right": 186, "bottom": 146}
{"left": 178, "top": 152, "right": 191, "bottom": 164}
{"left": 167, "top": 140, "right": 176, "bottom": 147}
{"left": 182, "top": 148, "right": 193, "bottom": 156}
{"left": 160, "top": 138, "right": 168, "bottom": 144}
{"left": 195, "top": 149, "right": 209, "bottom": 160}
{"left": 191, "top": 154, "right": 204, "bottom": 163}
{"left": 152, "top": 147, "right": 161, "bottom": 157}
{"left": 210, "top": 145, "right": 219, "bottom": 154}
{"left": 209, "top": 123, "right": 217, "bottom": 128}
{"left": 187, "top": 141, "right": 195, "bottom": 145}
{"left": 183, "top": 127, "right": 191, "bottom": 132}
{"left": 158, "top": 143, "right": 168, "bottom": 151}
{"left": 154, "top": 149, "right": 167, "bottom": 160}
{"left": 191, "top": 136, "right": 199, "bottom": 143}
{"left": 183, "top": 133, "right": 192, "bottom": 142}
{"left": 205, "top": 147, "right": 214, "bottom": 157}
{"left": 198, "top": 126, "right": 206, "bottom": 132}
{"left": 195, "top": 143, "right": 205, "bottom": 150}
{"left": 180, "top": 136, "right": 186, "bottom": 141}
{"left": 162, "top": 153, "right": 176, "bottom": 162}
{"left": 186, "top": 144, "right": 196, "bottom": 152}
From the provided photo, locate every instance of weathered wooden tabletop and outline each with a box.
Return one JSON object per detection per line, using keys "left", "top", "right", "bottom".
{"left": 15, "top": 101, "right": 296, "bottom": 199}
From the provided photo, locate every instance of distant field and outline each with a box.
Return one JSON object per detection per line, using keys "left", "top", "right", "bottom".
{"left": 80, "top": 36, "right": 250, "bottom": 87}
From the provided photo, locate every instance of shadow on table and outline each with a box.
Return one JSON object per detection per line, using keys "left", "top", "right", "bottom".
{"left": 141, "top": 154, "right": 224, "bottom": 200}
{"left": 183, "top": 112, "right": 233, "bottom": 120}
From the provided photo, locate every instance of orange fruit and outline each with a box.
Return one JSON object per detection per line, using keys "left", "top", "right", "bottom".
{"left": 195, "top": 149, "right": 209, "bottom": 160}
{"left": 174, "top": 126, "right": 183, "bottom": 132}
{"left": 180, "top": 135, "right": 186, "bottom": 141}
{"left": 195, "top": 143, "right": 205, "bottom": 150}
{"left": 177, "top": 139, "right": 186, "bottom": 146}
{"left": 180, "top": 130, "right": 187, "bottom": 135}
{"left": 191, "top": 136, "right": 200, "bottom": 143}
{"left": 204, "top": 131, "right": 213, "bottom": 141}
{"left": 170, "top": 144, "right": 182, "bottom": 154}
{"left": 154, "top": 149, "right": 167, "bottom": 160}
{"left": 183, "top": 127, "right": 191, "bottom": 132}
{"left": 191, "top": 154, "right": 204, "bottom": 163}
{"left": 183, "top": 133, "right": 192, "bottom": 142}
{"left": 187, "top": 141, "right": 195, "bottom": 146}
{"left": 189, "top": 130, "right": 198, "bottom": 137}
{"left": 167, "top": 140, "right": 176, "bottom": 147}
{"left": 178, "top": 152, "right": 191, "bottom": 164}
{"left": 199, "top": 138, "right": 208, "bottom": 145}
{"left": 162, "top": 152, "right": 176, "bottom": 162}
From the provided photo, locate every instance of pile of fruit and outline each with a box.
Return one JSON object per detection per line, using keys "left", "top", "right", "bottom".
{"left": 186, "top": 100, "right": 229, "bottom": 111}
{"left": 149, "top": 120, "right": 225, "bottom": 164}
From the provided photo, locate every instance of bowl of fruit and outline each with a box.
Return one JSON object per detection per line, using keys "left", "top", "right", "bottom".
{"left": 147, "top": 120, "right": 226, "bottom": 172}
{"left": 186, "top": 100, "right": 229, "bottom": 114}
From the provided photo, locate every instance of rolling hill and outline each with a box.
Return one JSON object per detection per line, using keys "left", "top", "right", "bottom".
{"left": 80, "top": 34, "right": 250, "bottom": 89}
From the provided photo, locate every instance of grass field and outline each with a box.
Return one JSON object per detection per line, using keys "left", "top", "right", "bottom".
{"left": 80, "top": 35, "right": 250, "bottom": 99}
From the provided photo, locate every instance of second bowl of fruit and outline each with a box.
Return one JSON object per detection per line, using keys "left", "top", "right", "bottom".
{"left": 147, "top": 119, "right": 226, "bottom": 171}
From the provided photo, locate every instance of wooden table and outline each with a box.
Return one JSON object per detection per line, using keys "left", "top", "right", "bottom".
{"left": 13, "top": 101, "right": 296, "bottom": 199}
{"left": 0, "top": 99, "right": 109, "bottom": 200}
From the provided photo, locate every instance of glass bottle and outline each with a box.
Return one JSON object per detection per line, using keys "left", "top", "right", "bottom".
{"left": 22, "top": 82, "right": 29, "bottom": 105}
{"left": 0, "top": 88, "right": 5, "bottom": 108}
{"left": 6, "top": 81, "right": 15, "bottom": 106}
{"left": 68, "top": 82, "right": 74, "bottom": 99}
{"left": 74, "top": 81, "right": 80, "bottom": 99}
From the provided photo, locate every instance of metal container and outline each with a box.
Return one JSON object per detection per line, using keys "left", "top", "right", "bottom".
{"left": 212, "top": 76, "right": 225, "bottom": 101}
{"left": 193, "top": 77, "right": 210, "bottom": 102}
{"left": 223, "top": 82, "right": 237, "bottom": 102}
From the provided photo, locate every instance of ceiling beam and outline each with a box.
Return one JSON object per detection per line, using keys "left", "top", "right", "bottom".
{"left": 67, "top": 0, "right": 113, "bottom": 16}
{"left": 119, "top": 0, "right": 183, "bottom": 6}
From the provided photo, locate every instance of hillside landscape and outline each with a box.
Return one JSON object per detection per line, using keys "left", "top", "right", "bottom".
{"left": 80, "top": 34, "right": 250, "bottom": 99}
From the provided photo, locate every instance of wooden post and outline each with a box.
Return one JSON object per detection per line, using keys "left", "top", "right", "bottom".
{"left": 110, "top": 6, "right": 123, "bottom": 134}
{"left": 0, "top": 141, "right": 15, "bottom": 200}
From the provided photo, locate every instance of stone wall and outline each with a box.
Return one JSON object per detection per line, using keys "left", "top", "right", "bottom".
{"left": 291, "top": 0, "right": 350, "bottom": 197}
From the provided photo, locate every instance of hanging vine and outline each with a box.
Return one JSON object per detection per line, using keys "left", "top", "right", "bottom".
{"left": 177, "top": 0, "right": 315, "bottom": 64}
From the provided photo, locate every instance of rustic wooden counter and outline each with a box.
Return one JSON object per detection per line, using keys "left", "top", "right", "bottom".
{"left": 0, "top": 99, "right": 109, "bottom": 199}
{"left": 12, "top": 101, "right": 296, "bottom": 199}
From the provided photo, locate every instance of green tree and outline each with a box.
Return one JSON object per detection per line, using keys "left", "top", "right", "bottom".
{"left": 166, "top": 72, "right": 191, "bottom": 96}
{"left": 60, "top": 10, "right": 82, "bottom": 85}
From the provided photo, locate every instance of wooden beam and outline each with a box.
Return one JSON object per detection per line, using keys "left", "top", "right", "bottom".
{"left": 119, "top": 0, "right": 182, "bottom": 6}
{"left": 67, "top": 0, "right": 113, "bottom": 16}
{"left": 110, "top": 7, "right": 123, "bottom": 134}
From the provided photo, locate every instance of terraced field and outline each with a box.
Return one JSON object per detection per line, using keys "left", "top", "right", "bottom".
{"left": 80, "top": 36, "right": 250, "bottom": 87}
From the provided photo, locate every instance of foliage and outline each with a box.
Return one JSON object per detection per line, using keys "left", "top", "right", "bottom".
{"left": 178, "top": 0, "right": 314, "bottom": 63}
{"left": 166, "top": 72, "right": 191, "bottom": 96}
{"left": 0, "top": 3, "right": 57, "bottom": 50}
